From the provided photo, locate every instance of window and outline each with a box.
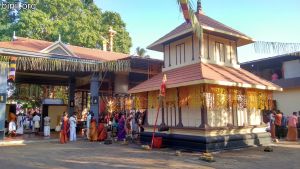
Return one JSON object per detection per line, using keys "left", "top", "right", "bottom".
{"left": 215, "top": 42, "right": 225, "bottom": 62}
{"left": 176, "top": 43, "right": 185, "bottom": 65}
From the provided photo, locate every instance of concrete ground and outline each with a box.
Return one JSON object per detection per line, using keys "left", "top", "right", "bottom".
{"left": 0, "top": 139, "right": 300, "bottom": 169}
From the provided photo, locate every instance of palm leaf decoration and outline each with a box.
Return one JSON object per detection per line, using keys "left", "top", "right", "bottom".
{"left": 177, "top": 0, "right": 203, "bottom": 39}
{"left": 254, "top": 41, "right": 300, "bottom": 55}
{"left": 177, "top": 1, "right": 300, "bottom": 56}
{"left": 0, "top": 55, "right": 130, "bottom": 73}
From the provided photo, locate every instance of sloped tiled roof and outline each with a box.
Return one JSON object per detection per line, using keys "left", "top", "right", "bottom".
{"left": 148, "top": 13, "right": 253, "bottom": 51}
{"left": 0, "top": 37, "right": 129, "bottom": 61}
{"left": 128, "top": 62, "right": 282, "bottom": 93}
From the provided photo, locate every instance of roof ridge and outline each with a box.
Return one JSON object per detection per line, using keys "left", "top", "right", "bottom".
{"left": 197, "top": 14, "right": 248, "bottom": 37}
{"left": 13, "top": 36, "right": 128, "bottom": 55}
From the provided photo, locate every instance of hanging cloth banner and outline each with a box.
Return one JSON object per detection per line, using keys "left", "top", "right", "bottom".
{"left": 8, "top": 56, "right": 17, "bottom": 82}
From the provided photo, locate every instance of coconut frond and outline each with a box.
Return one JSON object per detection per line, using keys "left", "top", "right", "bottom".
{"left": 254, "top": 41, "right": 300, "bottom": 55}
{"left": 0, "top": 55, "right": 130, "bottom": 73}
{"left": 177, "top": 0, "right": 203, "bottom": 39}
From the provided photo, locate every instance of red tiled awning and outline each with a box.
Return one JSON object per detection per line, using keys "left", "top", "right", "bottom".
{"left": 128, "top": 62, "right": 282, "bottom": 93}
{"left": 0, "top": 37, "right": 129, "bottom": 61}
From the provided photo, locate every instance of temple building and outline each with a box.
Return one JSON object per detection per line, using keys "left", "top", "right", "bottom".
{"left": 0, "top": 32, "right": 162, "bottom": 140}
{"left": 128, "top": 2, "right": 282, "bottom": 151}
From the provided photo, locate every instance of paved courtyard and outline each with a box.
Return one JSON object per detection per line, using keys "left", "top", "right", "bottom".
{"left": 0, "top": 139, "right": 300, "bottom": 169}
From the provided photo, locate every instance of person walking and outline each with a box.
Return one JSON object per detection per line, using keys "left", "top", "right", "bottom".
{"left": 69, "top": 113, "right": 77, "bottom": 141}
{"left": 43, "top": 115, "right": 51, "bottom": 137}
{"left": 286, "top": 112, "right": 298, "bottom": 141}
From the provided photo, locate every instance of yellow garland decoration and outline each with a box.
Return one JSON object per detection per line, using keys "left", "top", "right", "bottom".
{"left": 148, "top": 91, "right": 159, "bottom": 109}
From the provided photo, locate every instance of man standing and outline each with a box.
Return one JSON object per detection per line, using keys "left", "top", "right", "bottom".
{"left": 44, "top": 115, "right": 51, "bottom": 137}
{"left": 280, "top": 113, "right": 288, "bottom": 139}
{"left": 86, "top": 111, "right": 92, "bottom": 139}
{"left": 32, "top": 113, "right": 41, "bottom": 135}
{"left": 69, "top": 113, "right": 77, "bottom": 141}
{"left": 274, "top": 111, "right": 282, "bottom": 141}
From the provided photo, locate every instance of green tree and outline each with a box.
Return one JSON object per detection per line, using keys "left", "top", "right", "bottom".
{"left": 0, "top": 0, "right": 132, "bottom": 53}
{"left": 136, "top": 47, "right": 147, "bottom": 57}
{"left": 101, "top": 11, "right": 132, "bottom": 53}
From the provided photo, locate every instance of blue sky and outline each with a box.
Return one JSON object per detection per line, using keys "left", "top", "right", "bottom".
{"left": 95, "top": 0, "right": 300, "bottom": 62}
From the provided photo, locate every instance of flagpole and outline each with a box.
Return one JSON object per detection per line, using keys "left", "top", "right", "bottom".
{"left": 151, "top": 74, "right": 167, "bottom": 149}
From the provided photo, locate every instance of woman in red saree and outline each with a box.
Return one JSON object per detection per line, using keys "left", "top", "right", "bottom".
{"left": 60, "top": 112, "right": 69, "bottom": 144}
{"left": 97, "top": 121, "right": 108, "bottom": 141}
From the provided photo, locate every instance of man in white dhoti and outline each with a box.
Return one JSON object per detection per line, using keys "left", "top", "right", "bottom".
{"left": 69, "top": 113, "right": 77, "bottom": 141}
{"left": 44, "top": 115, "right": 51, "bottom": 137}
{"left": 32, "top": 113, "right": 41, "bottom": 135}
{"left": 16, "top": 113, "right": 26, "bottom": 135}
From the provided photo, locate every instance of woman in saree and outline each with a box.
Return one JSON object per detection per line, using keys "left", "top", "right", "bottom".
{"left": 89, "top": 114, "right": 98, "bottom": 142}
{"left": 117, "top": 114, "right": 126, "bottom": 141}
{"left": 97, "top": 118, "right": 108, "bottom": 141}
{"left": 60, "top": 112, "right": 69, "bottom": 144}
{"left": 287, "top": 112, "right": 298, "bottom": 141}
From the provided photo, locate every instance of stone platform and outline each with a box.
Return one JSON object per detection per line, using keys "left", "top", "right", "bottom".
{"left": 140, "top": 132, "right": 271, "bottom": 152}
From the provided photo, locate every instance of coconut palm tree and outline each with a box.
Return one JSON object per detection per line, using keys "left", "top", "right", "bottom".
{"left": 136, "top": 47, "right": 147, "bottom": 57}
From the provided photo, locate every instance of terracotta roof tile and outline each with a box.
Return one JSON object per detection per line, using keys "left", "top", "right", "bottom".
{"left": 148, "top": 13, "right": 253, "bottom": 50}
{"left": 0, "top": 37, "right": 129, "bottom": 61}
{"left": 128, "top": 62, "right": 281, "bottom": 93}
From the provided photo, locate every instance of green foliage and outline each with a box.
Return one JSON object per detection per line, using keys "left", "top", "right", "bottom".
{"left": 101, "top": 11, "right": 132, "bottom": 53}
{"left": 136, "top": 47, "right": 147, "bottom": 57}
{"left": 0, "top": 0, "right": 132, "bottom": 53}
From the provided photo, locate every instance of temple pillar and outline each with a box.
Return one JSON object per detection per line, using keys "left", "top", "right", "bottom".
{"left": 90, "top": 73, "right": 100, "bottom": 123}
{"left": 176, "top": 87, "right": 183, "bottom": 127}
{"left": 68, "top": 77, "right": 75, "bottom": 115}
{"left": 144, "top": 92, "right": 149, "bottom": 126}
{"left": 0, "top": 62, "right": 8, "bottom": 140}
{"left": 199, "top": 85, "right": 209, "bottom": 129}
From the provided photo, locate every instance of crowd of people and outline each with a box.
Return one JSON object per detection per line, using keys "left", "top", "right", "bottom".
{"left": 59, "top": 109, "right": 146, "bottom": 144}
{"left": 264, "top": 110, "right": 299, "bottom": 142}
{"left": 5, "top": 108, "right": 51, "bottom": 137}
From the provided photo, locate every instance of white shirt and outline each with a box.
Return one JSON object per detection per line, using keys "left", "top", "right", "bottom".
{"left": 69, "top": 116, "right": 77, "bottom": 128}
{"left": 33, "top": 115, "right": 40, "bottom": 122}
{"left": 44, "top": 116, "right": 50, "bottom": 126}
{"left": 9, "top": 121, "right": 16, "bottom": 132}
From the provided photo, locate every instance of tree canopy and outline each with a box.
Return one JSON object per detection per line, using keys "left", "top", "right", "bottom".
{"left": 0, "top": 0, "right": 132, "bottom": 54}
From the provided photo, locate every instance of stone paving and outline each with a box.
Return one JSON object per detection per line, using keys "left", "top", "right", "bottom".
{"left": 0, "top": 139, "right": 300, "bottom": 169}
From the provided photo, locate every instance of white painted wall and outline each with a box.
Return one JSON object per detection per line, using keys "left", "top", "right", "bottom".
{"left": 283, "top": 60, "right": 300, "bottom": 79}
{"left": 163, "top": 33, "right": 237, "bottom": 71}
{"left": 181, "top": 106, "right": 201, "bottom": 127}
{"left": 274, "top": 88, "right": 300, "bottom": 115}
